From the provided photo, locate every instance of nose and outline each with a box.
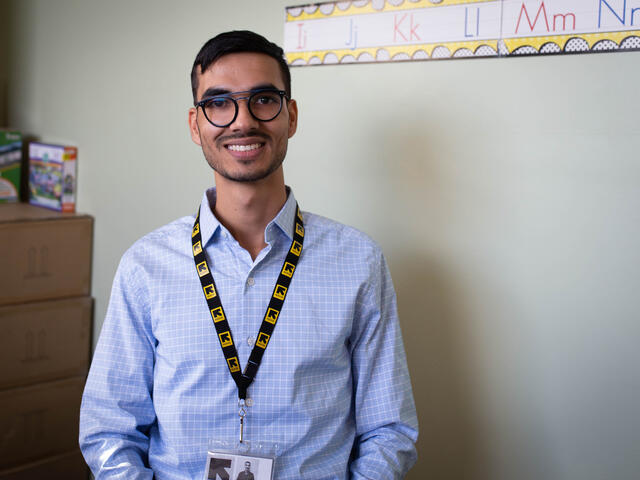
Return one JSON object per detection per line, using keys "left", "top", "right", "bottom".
{"left": 231, "top": 97, "right": 259, "bottom": 131}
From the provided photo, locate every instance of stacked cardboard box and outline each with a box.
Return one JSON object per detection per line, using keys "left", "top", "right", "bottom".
{"left": 0, "top": 202, "right": 93, "bottom": 479}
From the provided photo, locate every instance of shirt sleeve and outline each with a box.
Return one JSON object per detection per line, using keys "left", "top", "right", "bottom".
{"left": 349, "top": 250, "right": 419, "bottom": 480}
{"left": 79, "top": 251, "right": 156, "bottom": 480}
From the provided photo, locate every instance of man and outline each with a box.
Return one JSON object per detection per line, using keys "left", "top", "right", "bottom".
{"left": 80, "top": 31, "right": 418, "bottom": 479}
{"left": 236, "top": 461, "right": 254, "bottom": 480}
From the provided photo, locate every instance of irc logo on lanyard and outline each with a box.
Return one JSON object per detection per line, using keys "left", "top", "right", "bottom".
{"left": 191, "top": 204, "right": 304, "bottom": 400}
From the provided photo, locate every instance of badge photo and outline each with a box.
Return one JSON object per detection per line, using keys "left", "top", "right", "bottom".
{"left": 204, "top": 451, "right": 274, "bottom": 480}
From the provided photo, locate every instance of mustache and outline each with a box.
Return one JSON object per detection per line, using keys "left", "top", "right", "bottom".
{"left": 216, "top": 130, "right": 270, "bottom": 145}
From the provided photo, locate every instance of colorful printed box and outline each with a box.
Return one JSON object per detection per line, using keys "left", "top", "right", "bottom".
{"left": 28, "top": 142, "right": 77, "bottom": 212}
{"left": 0, "top": 130, "right": 22, "bottom": 203}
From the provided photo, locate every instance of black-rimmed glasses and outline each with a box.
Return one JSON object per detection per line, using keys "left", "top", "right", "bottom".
{"left": 195, "top": 88, "right": 289, "bottom": 128}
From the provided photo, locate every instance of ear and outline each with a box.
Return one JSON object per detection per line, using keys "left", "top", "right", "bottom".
{"left": 188, "top": 107, "right": 202, "bottom": 146}
{"left": 287, "top": 99, "right": 298, "bottom": 138}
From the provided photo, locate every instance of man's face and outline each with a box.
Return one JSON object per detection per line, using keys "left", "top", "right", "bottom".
{"left": 188, "top": 52, "right": 297, "bottom": 183}
{"left": 244, "top": 461, "right": 251, "bottom": 472}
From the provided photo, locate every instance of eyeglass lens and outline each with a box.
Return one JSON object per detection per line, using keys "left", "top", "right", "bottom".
{"left": 202, "top": 90, "right": 283, "bottom": 127}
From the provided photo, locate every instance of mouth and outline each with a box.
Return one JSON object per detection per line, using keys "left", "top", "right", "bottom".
{"left": 221, "top": 136, "right": 268, "bottom": 159}
{"left": 226, "top": 143, "right": 264, "bottom": 152}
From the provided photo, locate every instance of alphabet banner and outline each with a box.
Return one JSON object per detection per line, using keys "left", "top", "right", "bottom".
{"left": 283, "top": 0, "right": 640, "bottom": 65}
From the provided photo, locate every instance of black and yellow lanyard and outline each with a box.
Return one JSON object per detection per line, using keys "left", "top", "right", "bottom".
{"left": 191, "top": 204, "right": 304, "bottom": 404}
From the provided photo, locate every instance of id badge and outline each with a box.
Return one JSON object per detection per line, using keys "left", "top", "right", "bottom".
{"left": 203, "top": 440, "right": 277, "bottom": 480}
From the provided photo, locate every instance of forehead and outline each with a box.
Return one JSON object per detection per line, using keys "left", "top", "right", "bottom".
{"left": 196, "top": 52, "right": 285, "bottom": 99}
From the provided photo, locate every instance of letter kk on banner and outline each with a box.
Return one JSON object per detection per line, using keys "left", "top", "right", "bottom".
{"left": 284, "top": 0, "right": 640, "bottom": 66}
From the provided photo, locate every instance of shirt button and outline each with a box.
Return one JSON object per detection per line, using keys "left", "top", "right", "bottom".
{"left": 247, "top": 277, "right": 255, "bottom": 286}
{"left": 247, "top": 336, "right": 255, "bottom": 347}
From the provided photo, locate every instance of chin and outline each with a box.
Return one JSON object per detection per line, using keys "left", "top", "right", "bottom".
{"left": 211, "top": 160, "right": 284, "bottom": 184}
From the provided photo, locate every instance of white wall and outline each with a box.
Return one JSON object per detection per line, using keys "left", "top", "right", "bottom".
{"left": 0, "top": 0, "right": 10, "bottom": 125}
{"left": 6, "top": 1, "right": 640, "bottom": 479}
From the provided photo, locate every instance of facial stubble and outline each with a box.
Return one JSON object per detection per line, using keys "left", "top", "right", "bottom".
{"left": 199, "top": 127, "right": 288, "bottom": 183}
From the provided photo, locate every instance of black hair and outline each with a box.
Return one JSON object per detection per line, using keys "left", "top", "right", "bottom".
{"left": 190, "top": 30, "right": 291, "bottom": 103}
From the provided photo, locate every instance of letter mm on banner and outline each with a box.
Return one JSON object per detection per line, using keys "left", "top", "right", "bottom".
{"left": 283, "top": 0, "right": 640, "bottom": 66}
{"left": 501, "top": 0, "right": 640, "bottom": 55}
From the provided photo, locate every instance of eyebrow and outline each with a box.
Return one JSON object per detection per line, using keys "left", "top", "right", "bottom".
{"left": 200, "top": 83, "right": 280, "bottom": 101}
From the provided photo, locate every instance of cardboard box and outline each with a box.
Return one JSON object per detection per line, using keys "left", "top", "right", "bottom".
{"left": 0, "top": 377, "right": 85, "bottom": 469}
{"left": 28, "top": 142, "right": 77, "bottom": 212}
{"left": 0, "top": 203, "right": 93, "bottom": 306}
{"left": 0, "top": 131, "right": 22, "bottom": 203}
{"left": 0, "top": 450, "right": 87, "bottom": 480}
{"left": 0, "top": 297, "right": 92, "bottom": 389}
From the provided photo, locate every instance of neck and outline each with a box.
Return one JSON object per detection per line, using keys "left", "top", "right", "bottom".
{"left": 212, "top": 170, "right": 287, "bottom": 260}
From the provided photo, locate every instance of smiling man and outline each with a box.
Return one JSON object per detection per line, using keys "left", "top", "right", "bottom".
{"left": 236, "top": 461, "right": 254, "bottom": 480}
{"left": 79, "top": 31, "right": 418, "bottom": 480}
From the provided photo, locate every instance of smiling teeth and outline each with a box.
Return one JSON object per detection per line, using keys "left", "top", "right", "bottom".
{"left": 228, "top": 144, "right": 261, "bottom": 152}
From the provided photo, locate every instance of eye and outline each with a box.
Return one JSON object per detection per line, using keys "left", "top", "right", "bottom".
{"left": 252, "top": 92, "right": 279, "bottom": 105}
{"left": 205, "top": 96, "right": 233, "bottom": 109}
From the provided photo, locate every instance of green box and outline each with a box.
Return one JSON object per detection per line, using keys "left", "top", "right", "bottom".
{"left": 0, "top": 130, "right": 22, "bottom": 203}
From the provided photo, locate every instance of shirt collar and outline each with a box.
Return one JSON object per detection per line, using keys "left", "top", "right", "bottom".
{"left": 197, "top": 188, "right": 220, "bottom": 246}
{"left": 271, "top": 186, "right": 298, "bottom": 241}
{"left": 197, "top": 187, "right": 298, "bottom": 247}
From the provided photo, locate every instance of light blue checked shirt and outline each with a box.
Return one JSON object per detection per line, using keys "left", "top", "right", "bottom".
{"left": 80, "top": 188, "right": 418, "bottom": 480}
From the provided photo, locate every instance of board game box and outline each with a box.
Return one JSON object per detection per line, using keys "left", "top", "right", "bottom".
{"left": 28, "top": 142, "right": 77, "bottom": 212}
{"left": 0, "top": 130, "right": 22, "bottom": 203}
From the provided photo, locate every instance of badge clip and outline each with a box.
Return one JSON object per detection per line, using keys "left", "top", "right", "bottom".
{"left": 238, "top": 399, "right": 247, "bottom": 444}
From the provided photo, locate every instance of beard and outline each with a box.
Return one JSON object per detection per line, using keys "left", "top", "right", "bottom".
{"left": 204, "top": 150, "right": 286, "bottom": 183}
{"left": 201, "top": 130, "right": 287, "bottom": 183}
